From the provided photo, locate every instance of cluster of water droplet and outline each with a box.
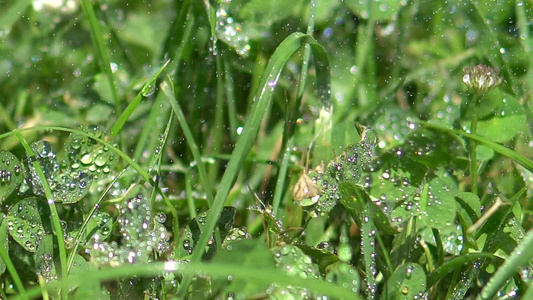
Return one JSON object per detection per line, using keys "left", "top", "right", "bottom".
{"left": 23, "top": 140, "right": 93, "bottom": 204}
{"left": 215, "top": 0, "right": 251, "bottom": 56}
{"left": 295, "top": 126, "right": 378, "bottom": 217}
{"left": 0, "top": 150, "right": 23, "bottom": 202}
{"left": 63, "top": 125, "right": 118, "bottom": 178}
{"left": 5, "top": 197, "right": 47, "bottom": 252}
{"left": 267, "top": 245, "right": 320, "bottom": 298}
{"left": 90, "top": 187, "right": 170, "bottom": 267}
{"left": 181, "top": 207, "right": 240, "bottom": 259}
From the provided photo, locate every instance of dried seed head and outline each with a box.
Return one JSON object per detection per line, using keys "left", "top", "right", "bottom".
{"left": 292, "top": 173, "right": 322, "bottom": 206}
{"left": 462, "top": 64, "right": 503, "bottom": 96}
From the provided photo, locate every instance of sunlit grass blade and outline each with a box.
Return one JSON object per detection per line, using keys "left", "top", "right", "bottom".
{"left": 80, "top": 0, "right": 119, "bottom": 111}
{"left": 176, "top": 32, "right": 331, "bottom": 296}
{"left": 110, "top": 59, "right": 170, "bottom": 137}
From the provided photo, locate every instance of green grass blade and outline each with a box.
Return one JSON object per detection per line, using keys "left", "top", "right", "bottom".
{"left": 66, "top": 168, "right": 127, "bottom": 273}
{"left": 176, "top": 31, "right": 331, "bottom": 297}
{"left": 477, "top": 228, "right": 533, "bottom": 300}
{"left": 13, "top": 131, "right": 68, "bottom": 299}
{"left": 80, "top": 0, "right": 120, "bottom": 112}
{"left": 0, "top": 230, "right": 28, "bottom": 299}
{"left": 427, "top": 252, "right": 497, "bottom": 288}
{"left": 161, "top": 79, "right": 215, "bottom": 207}
{"left": 0, "top": 0, "right": 31, "bottom": 30}
{"left": 18, "top": 260, "right": 361, "bottom": 300}
{"left": 110, "top": 60, "right": 170, "bottom": 137}
{"left": 272, "top": 0, "right": 317, "bottom": 216}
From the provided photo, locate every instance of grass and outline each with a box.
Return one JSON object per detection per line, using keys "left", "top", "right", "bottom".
{"left": 0, "top": 0, "right": 532, "bottom": 299}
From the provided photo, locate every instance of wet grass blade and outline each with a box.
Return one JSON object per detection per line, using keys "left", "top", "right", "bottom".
{"left": 0, "top": 226, "right": 27, "bottom": 299}
{"left": 0, "top": 0, "right": 31, "bottom": 30}
{"left": 426, "top": 252, "right": 497, "bottom": 288}
{"left": 80, "top": 0, "right": 119, "bottom": 112}
{"left": 13, "top": 131, "right": 68, "bottom": 299}
{"left": 176, "top": 32, "right": 331, "bottom": 296}
{"left": 110, "top": 60, "right": 170, "bottom": 137}
{"left": 161, "top": 79, "right": 214, "bottom": 206}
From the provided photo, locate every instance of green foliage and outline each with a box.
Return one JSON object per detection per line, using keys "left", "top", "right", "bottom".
{"left": 0, "top": 0, "right": 532, "bottom": 299}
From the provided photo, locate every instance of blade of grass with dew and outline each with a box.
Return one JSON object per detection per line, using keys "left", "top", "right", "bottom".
{"left": 165, "top": 7, "right": 195, "bottom": 77}
{"left": 477, "top": 228, "right": 533, "bottom": 300}
{"left": 426, "top": 252, "right": 498, "bottom": 288}
{"left": 422, "top": 123, "right": 533, "bottom": 173}
{"left": 66, "top": 168, "right": 128, "bottom": 273}
{"left": 176, "top": 32, "right": 331, "bottom": 297}
{"left": 0, "top": 222, "right": 28, "bottom": 299}
{"left": 160, "top": 0, "right": 191, "bottom": 61}
{"left": 161, "top": 79, "right": 214, "bottom": 207}
{"left": 80, "top": 0, "right": 119, "bottom": 112}
{"left": 515, "top": 1, "right": 533, "bottom": 138}
{"left": 131, "top": 91, "right": 171, "bottom": 167}
{"left": 208, "top": 51, "right": 225, "bottom": 184}
{"left": 110, "top": 59, "right": 170, "bottom": 136}
{"left": 0, "top": 0, "right": 31, "bottom": 30}
{"left": 150, "top": 111, "right": 181, "bottom": 243}
{"left": 18, "top": 261, "right": 361, "bottom": 300}
{"left": 223, "top": 55, "right": 238, "bottom": 142}
{"left": 272, "top": 0, "right": 317, "bottom": 217}
{"left": 13, "top": 130, "right": 68, "bottom": 299}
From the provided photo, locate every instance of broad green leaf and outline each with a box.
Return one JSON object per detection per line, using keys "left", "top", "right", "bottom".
{"left": 373, "top": 106, "right": 419, "bottom": 150}
{"left": 24, "top": 140, "right": 92, "bottom": 204}
{"left": 325, "top": 261, "right": 361, "bottom": 294}
{"left": 63, "top": 125, "right": 118, "bottom": 178}
{"left": 270, "top": 244, "right": 321, "bottom": 298}
{"left": 6, "top": 197, "right": 50, "bottom": 252}
{"left": 0, "top": 150, "right": 23, "bottom": 202}
{"left": 383, "top": 263, "right": 426, "bottom": 300}
{"left": 390, "top": 175, "right": 458, "bottom": 229}
{"left": 212, "top": 239, "right": 275, "bottom": 298}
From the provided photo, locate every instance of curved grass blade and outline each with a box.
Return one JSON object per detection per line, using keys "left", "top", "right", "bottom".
{"left": 176, "top": 32, "right": 331, "bottom": 296}
{"left": 272, "top": 0, "right": 317, "bottom": 216}
{"left": 17, "top": 261, "right": 361, "bottom": 300}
